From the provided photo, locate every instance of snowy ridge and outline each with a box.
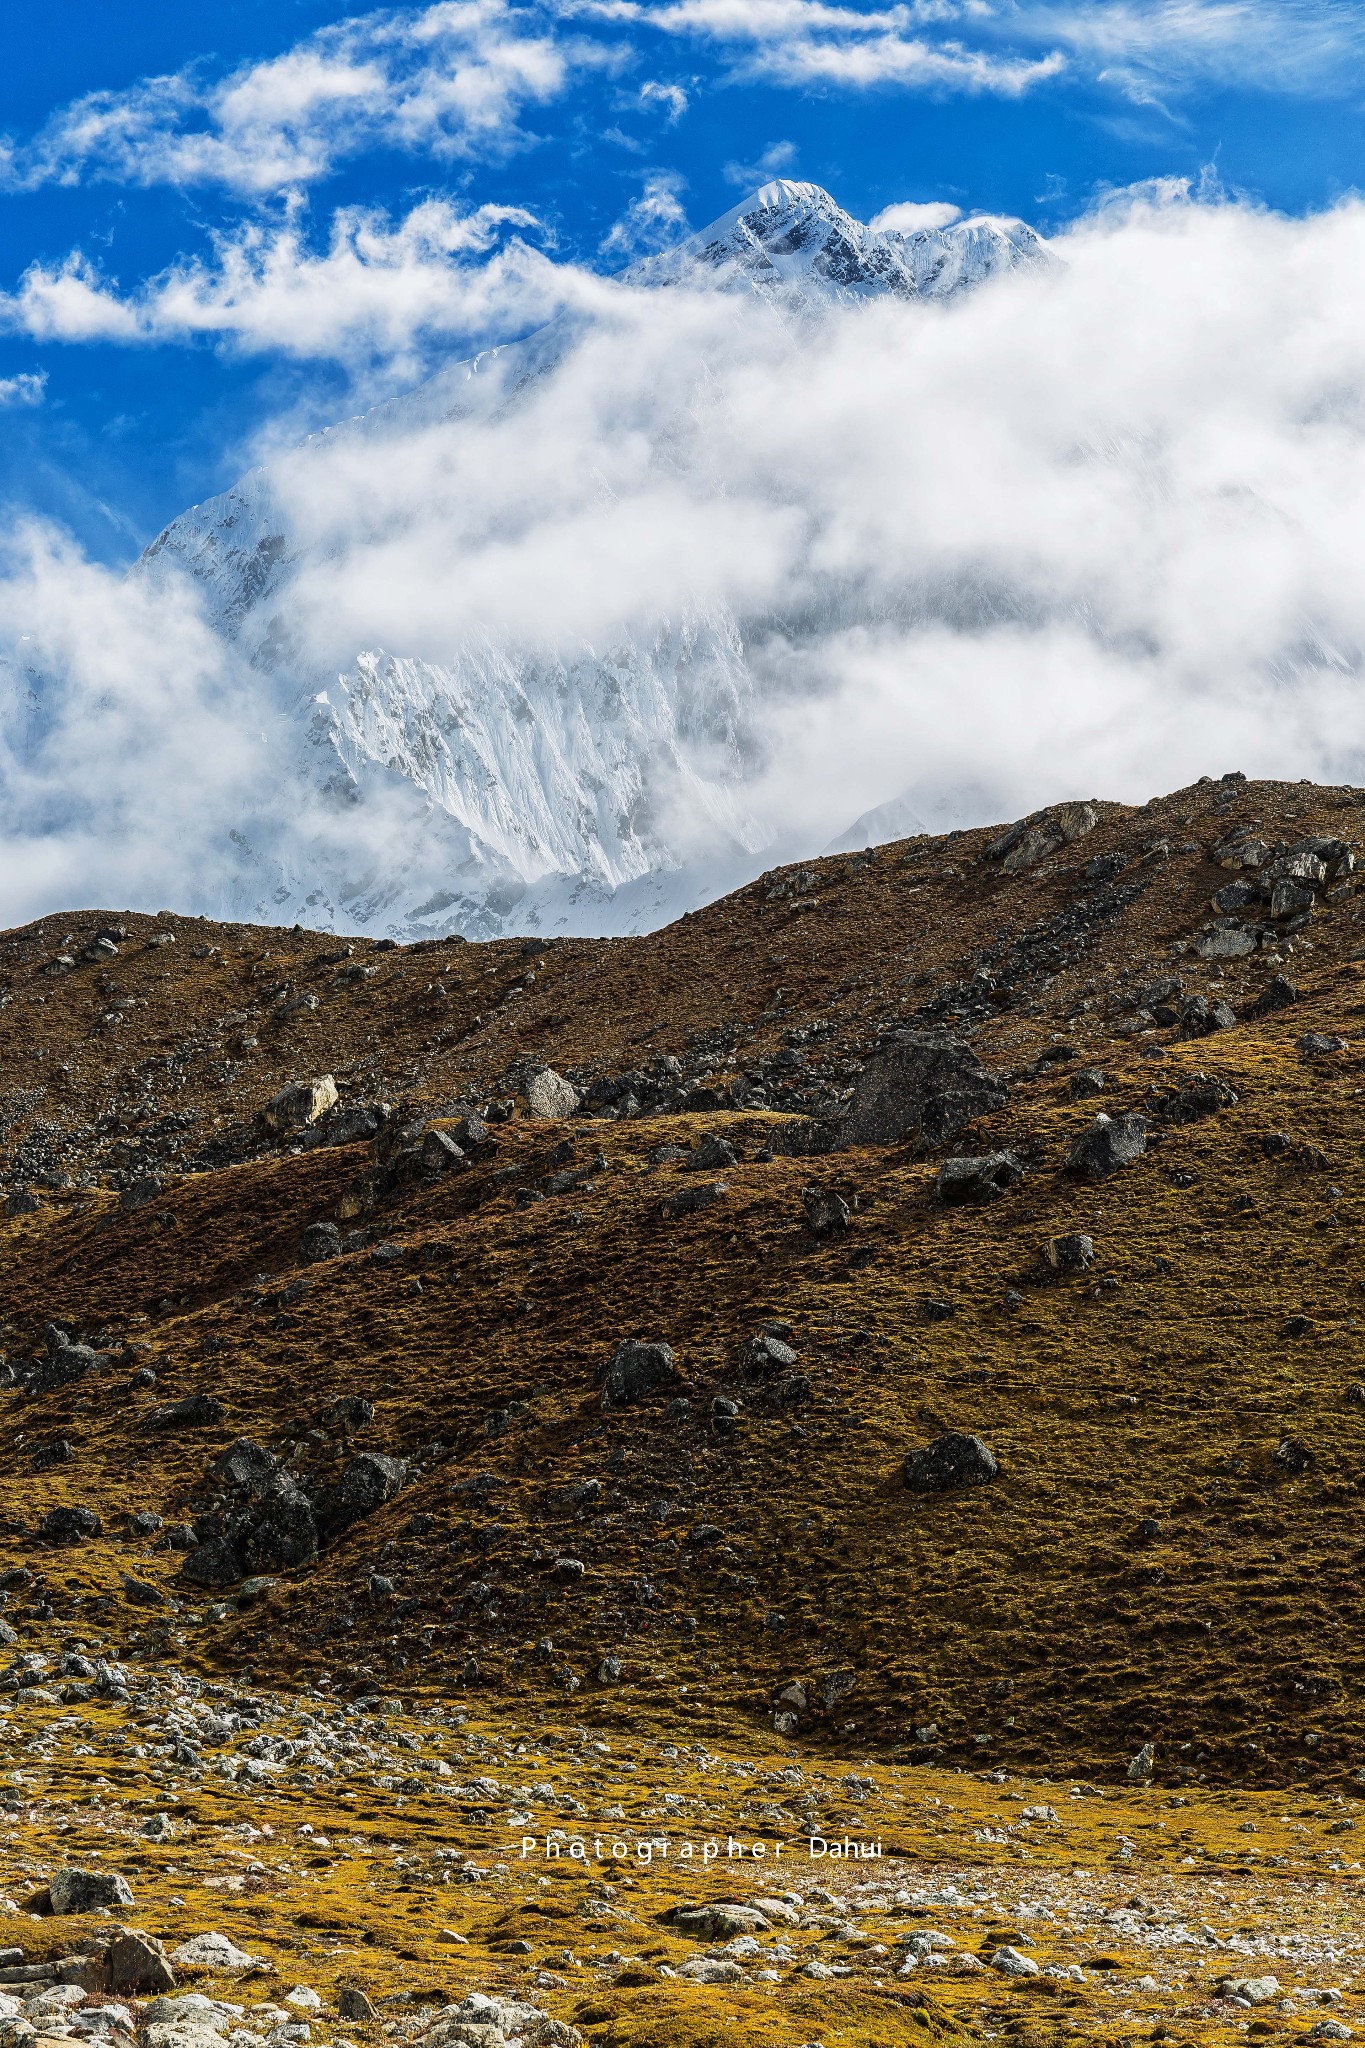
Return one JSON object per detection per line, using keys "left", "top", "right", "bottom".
{"left": 139, "top": 182, "right": 1053, "bottom": 940}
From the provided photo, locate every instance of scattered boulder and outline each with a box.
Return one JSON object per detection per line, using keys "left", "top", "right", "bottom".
{"left": 50, "top": 1867, "right": 134, "bottom": 1914}
{"left": 687, "top": 1132, "right": 737, "bottom": 1171}
{"left": 803, "top": 1186, "right": 851, "bottom": 1235}
{"left": 661, "top": 1183, "right": 725, "bottom": 1219}
{"left": 1273, "top": 1436, "right": 1314, "bottom": 1474}
{"left": 1044, "top": 1232, "right": 1095, "bottom": 1272}
{"left": 904, "top": 1432, "right": 998, "bottom": 1492}
{"left": 40, "top": 1506, "right": 102, "bottom": 1543}
{"left": 596, "top": 1339, "right": 680, "bottom": 1408}
{"left": 1065, "top": 1112, "right": 1148, "bottom": 1179}
{"left": 420, "top": 1129, "right": 466, "bottom": 1173}
{"left": 988, "top": 801, "right": 1099, "bottom": 874}
{"left": 837, "top": 1032, "right": 1009, "bottom": 1150}
{"left": 664, "top": 1902, "right": 771, "bottom": 1940}
{"left": 1247, "top": 974, "right": 1298, "bottom": 1017}
{"left": 936, "top": 1152, "right": 1023, "bottom": 1205}
{"left": 211, "top": 1439, "right": 279, "bottom": 1494}
{"left": 990, "top": 1947, "right": 1039, "bottom": 1977}
{"left": 237, "top": 1476, "right": 319, "bottom": 1574}
{"left": 738, "top": 1329, "right": 798, "bottom": 1380}
{"left": 1177, "top": 992, "right": 1238, "bottom": 1036}
{"left": 261, "top": 1075, "right": 338, "bottom": 1136}
{"left": 298, "top": 1222, "right": 342, "bottom": 1263}
{"left": 525, "top": 1067, "right": 580, "bottom": 1119}
{"left": 108, "top": 1929, "right": 176, "bottom": 1994}
{"left": 144, "top": 1393, "right": 226, "bottom": 1432}
{"left": 314, "top": 1453, "right": 407, "bottom": 1544}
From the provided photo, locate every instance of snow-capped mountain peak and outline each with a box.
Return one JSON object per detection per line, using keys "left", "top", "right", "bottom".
{"left": 130, "top": 184, "right": 1052, "bottom": 940}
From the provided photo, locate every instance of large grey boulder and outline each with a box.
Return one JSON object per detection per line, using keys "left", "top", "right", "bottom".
{"left": 237, "top": 1476, "right": 319, "bottom": 1573}
{"left": 904, "top": 1432, "right": 999, "bottom": 1492}
{"left": 313, "top": 1452, "right": 407, "bottom": 1544}
{"left": 936, "top": 1153, "right": 1023, "bottom": 1205}
{"left": 838, "top": 1033, "right": 1008, "bottom": 1150}
{"left": 596, "top": 1339, "right": 680, "bottom": 1407}
{"left": 50, "top": 1866, "right": 134, "bottom": 1914}
{"left": 525, "top": 1067, "right": 580, "bottom": 1118}
{"left": 988, "top": 800, "right": 1099, "bottom": 873}
{"left": 1065, "top": 1111, "right": 1148, "bottom": 1179}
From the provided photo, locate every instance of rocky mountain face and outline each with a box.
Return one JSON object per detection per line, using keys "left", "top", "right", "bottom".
{"left": 136, "top": 182, "right": 1051, "bottom": 941}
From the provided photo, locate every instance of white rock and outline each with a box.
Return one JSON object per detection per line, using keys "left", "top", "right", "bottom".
{"left": 1223, "top": 1976, "right": 1281, "bottom": 2006}
{"left": 990, "top": 1947, "right": 1039, "bottom": 1978}
{"left": 171, "top": 1936, "right": 261, "bottom": 1975}
{"left": 525, "top": 1068, "right": 580, "bottom": 1120}
{"left": 1309, "top": 2022, "right": 1352, "bottom": 2040}
{"left": 678, "top": 1959, "right": 744, "bottom": 1985}
{"left": 284, "top": 1992, "right": 320, "bottom": 2014}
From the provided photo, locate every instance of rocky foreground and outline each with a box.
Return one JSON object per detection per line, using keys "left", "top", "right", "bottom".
{"left": 3, "top": 1667, "right": 1365, "bottom": 2048}
{"left": 7, "top": 772, "right": 1365, "bottom": 2041}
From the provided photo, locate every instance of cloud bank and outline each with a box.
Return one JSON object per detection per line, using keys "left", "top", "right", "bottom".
{"left": 7, "top": 188, "right": 1365, "bottom": 927}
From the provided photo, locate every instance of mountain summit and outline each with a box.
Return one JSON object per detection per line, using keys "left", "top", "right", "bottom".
{"left": 136, "top": 185, "right": 1051, "bottom": 941}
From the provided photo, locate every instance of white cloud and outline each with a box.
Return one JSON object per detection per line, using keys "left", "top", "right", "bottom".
{"left": 1, "top": 1, "right": 604, "bottom": 196}
{"left": 266, "top": 187, "right": 1365, "bottom": 853}
{"left": 598, "top": 173, "right": 691, "bottom": 262}
{"left": 0, "top": 371, "right": 46, "bottom": 408}
{"left": 15, "top": 188, "right": 1365, "bottom": 920}
{"left": 870, "top": 199, "right": 963, "bottom": 232}
{"left": 0, "top": 197, "right": 590, "bottom": 375}
{"left": 600, "top": 0, "right": 1365, "bottom": 103}
{"left": 722, "top": 139, "right": 799, "bottom": 189}
{"left": 638, "top": 77, "right": 689, "bottom": 120}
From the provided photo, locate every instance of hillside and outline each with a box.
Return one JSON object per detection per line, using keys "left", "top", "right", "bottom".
{"left": 2, "top": 766, "right": 1364, "bottom": 1799}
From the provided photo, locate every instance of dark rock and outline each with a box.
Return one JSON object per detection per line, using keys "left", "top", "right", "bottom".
{"left": 1068, "top": 1069, "right": 1107, "bottom": 1099}
{"left": 338, "top": 1991, "right": 377, "bottom": 2024}
{"left": 1299, "top": 1032, "right": 1348, "bottom": 1058}
{"left": 420, "top": 1129, "right": 466, "bottom": 1172}
{"left": 211, "top": 1438, "right": 279, "bottom": 1494}
{"left": 1247, "top": 974, "right": 1298, "bottom": 1017}
{"left": 904, "top": 1431, "right": 999, "bottom": 1492}
{"left": 688, "top": 1133, "right": 737, "bottom": 1171}
{"left": 1065, "top": 1112, "right": 1148, "bottom": 1179}
{"left": 145, "top": 1393, "right": 226, "bottom": 1432}
{"left": 5, "top": 1188, "right": 39, "bottom": 1217}
{"left": 596, "top": 1339, "right": 680, "bottom": 1408}
{"left": 1177, "top": 993, "right": 1237, "bottom": 1037}
{"left": 180, "top": 1537, "right": 244, "bottom": 1588}
{"left": 803, "top": 1185, "right": 851, "bottom": 1235}
{"left": 661, "top": 1183, "right": 725, "bottom": 1218}
{"left": 1282, "top": 1314, "right": 1314, "bottom": 1339}
{"left": 665, "top": 1395, "right": 693, "bottom": 1418}
{"left": 1273, "top": 1436, "right": 1314, "bottom": 1474}
{"left": 921, "top": 1298, "right": 955, "bottom": 1321}
{"left": 128, "top": 1511, "right": 164, "bottom": 1537}
{"left": 1137, "top": 1516, "right": 1162, "bottom": 1541}
{"left": 1148, "top": 1073, "right": 1239, "bottom": 1123}
{"left": 313, "top": 1452, "right": 408, "bottom": 1546}
{"left": 738, "top": 1331, "right": 798, "bottom": 1380}
{"left": 327, "top": 1395, "right": 375, "bottom": 1431}
{"left": 936, "top": 1152, "right": 1023, "bottom": 1205}
{"left": 837, "top": 1032, "right": 1009, "bottom": 1150}
{"left": 40, "top": 1506, "right": 102, "bottom": 1542}
{"left": 299, "top": 1221, "right": 343, "bottom": 1263}
{"left": 1045, "top": 1233, "right": 1095, "bottom": 1272}
{"left": 553, "top": 1556, "right": 586, "bottom": 1582}
{"left": 769, "top": 1374, "right": 812, "bottom": 1407}
{"left": 238, "top": 1476, "right": 319, "bottom": 1573}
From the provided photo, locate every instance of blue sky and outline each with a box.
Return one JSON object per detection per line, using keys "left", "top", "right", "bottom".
{"left": 3, "top": 0, "right": 1365, "bottom": 560}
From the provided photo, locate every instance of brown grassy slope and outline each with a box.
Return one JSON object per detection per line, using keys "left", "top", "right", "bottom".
{"left": 3, "top": 773, "right": 1365, "bottom": 1789}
